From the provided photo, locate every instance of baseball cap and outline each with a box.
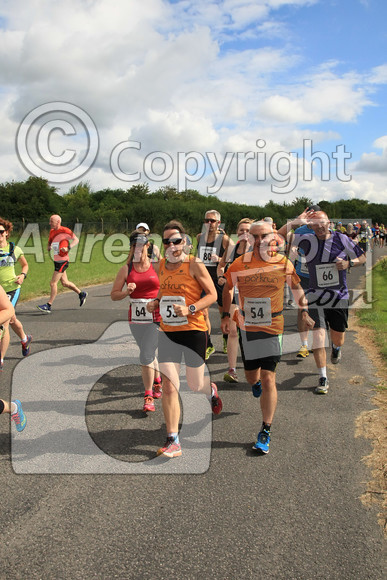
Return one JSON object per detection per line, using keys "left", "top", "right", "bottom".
{"left": 136, "top": 222, "right": 150, "bottom": 231}
{"left": 130, "top": 233, "right": 148, "bottom": 245}
{"left": 307, "top": 204, "right": 321, "bottom": 212}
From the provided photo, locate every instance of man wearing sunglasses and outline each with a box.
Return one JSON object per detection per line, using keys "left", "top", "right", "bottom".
{"left": 0, "top": 217, "right": 32, "bottom": 369}
{"left": 196, "top": 210, "right": 234, "bottom": 359}
{"left": 221, "top": 220, "right": 314, "bottom": 454}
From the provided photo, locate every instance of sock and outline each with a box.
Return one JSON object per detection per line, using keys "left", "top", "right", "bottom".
{"left": 302, "top": 339, "right": 308, "bottom": 346}
{"left": 262, "top": 422, "right": 271, "bottom": 433}
{"left": 153, "top": 376, "right": 161, "bottom": 384}
{"left": 167, "top": 432, "right": 179, "bottom": 443}
{"left": 21, "top": 334, "right": 27, "bottom": 343}
{"left": 144, "top": 390, "right": 153, "bottom": 397}
{"left": 47, "top": 302, "right": 52, "bottom": 307}
{"left": 10, "top": 402, "right": 17, "bottom": 415}
{"left": 332, "top": 343, "right": 341, "bottom": 351}
{"left": 319, "top": 367, "right": 327, "bottom": 378}
{"left": 229, "top": 367, "right": 236, "bottom": 372}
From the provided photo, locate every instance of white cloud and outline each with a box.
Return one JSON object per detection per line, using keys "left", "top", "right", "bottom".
{"left": 353, "top": 136, "right": 387, "bottom": 173}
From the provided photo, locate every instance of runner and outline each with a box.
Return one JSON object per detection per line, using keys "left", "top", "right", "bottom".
{"left": 221, "top": 220, "right": 314, "bottom": 454}
{"left": 288, "top": 209, "right": 366, "bottom": 394}
{"left": 135, "top": 222, "right": 161, "bottom": 261}
{"left": 0, "top": 217, "right": 32, "bottom": 370}
{"left": 196, "top": 210, "right": 234, "bottom": 359}
{"left": 277, "top": 204, "right": 321, "bottom": 359}
{"left": 358, "top": 221, "right": 372, "bottom": 254}
{"left": 147, "top": 220, "right": 222, "bottom": 458}
{"left": 37, "top": 215, "right": 88, "bottom": 313}
{"left": 111, "top": 229, "right": 162, "bottom": 413}
{"left": 217, "top": 218, "right": 253, "bottom": 383}
{"left": 0, "top": 285, "right": 26, "bottom": 431}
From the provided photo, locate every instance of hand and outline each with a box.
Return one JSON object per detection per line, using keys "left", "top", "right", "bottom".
{"left": 335, "top": 258, "right": 348, "bottom": 271}
{"left": 221, "top": 318, "right": 230, "bottom": 335}
{"left": 217, "top": 276, "right": 226, "bottom": 286}
{"left": 147, "top": 299, "right": 159, "bottom": 313}
{"left": 15, "top": 275, "right": 24, "bottom": 285}
{"left": 294, "top": 208, "right": 316, "bottom": 227}
{"left": 127, "top": 283, "right": 136, "bottom": 295}
{"left": 302, "top": 310, "right": 315, "bottom": 330}
{"left": 173, "top": 304, "right": 189, "bottom": 317}
{"left": 210, "top": 253, "right": 220, "bottom": 263}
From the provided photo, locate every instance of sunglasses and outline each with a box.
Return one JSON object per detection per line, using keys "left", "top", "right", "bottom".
{"left": 162, "top": 237, "right": 184, "bottom": 245}
{"left": 0, "top": 230, "right": 6, "bottom": 235}
{"left": 204, "top": 219, "right": 217, "bottom": 223}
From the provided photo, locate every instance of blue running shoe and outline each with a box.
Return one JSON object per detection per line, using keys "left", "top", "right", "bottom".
{"left": 79, "top": 291, "right": 88, "bottom": 307}
{"left": 21, "top": 334, "right": 32, "bottom": 357}
{"left": 253, "top": 428, "right": 270, "bottom": 454}
{"left": 252, "top": 380, "right": 262, "bottom": 398}
{"left": 11, "top": 400, "right": 27, "bottom": 432}
{"left": 37, "top": 303, "right": 51, "bottom": 314}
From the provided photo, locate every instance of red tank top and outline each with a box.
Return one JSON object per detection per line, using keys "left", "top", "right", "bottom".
{"left": 126, "top": 262, "right": 161, "bottom": 323}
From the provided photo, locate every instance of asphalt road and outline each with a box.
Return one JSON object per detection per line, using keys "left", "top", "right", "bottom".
{"left": 1, "top": 247, "right": 386, "bottom": 579}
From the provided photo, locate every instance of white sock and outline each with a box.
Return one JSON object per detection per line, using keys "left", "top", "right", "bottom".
{"left": 302, "top": 339, "right": 308, "bottom": 346}
{"left": 21, "top": 334, "right": 27, "bottom": 343}
{"left": 319, "top": 367, "right": 327, "bottom": 378}
{"left": 10, "top": 402, "right": 17, "bottom": 415}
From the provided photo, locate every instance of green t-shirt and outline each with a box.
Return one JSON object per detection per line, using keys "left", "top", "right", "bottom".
{"left": 0, "top": 243, "right": 23, "bottom": 292}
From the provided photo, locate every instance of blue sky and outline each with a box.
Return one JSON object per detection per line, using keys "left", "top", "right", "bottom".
{"left": 0, "top": 0, "right": 386, "bottom": 206}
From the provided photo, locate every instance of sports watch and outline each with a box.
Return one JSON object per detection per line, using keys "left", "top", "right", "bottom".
{"left": 188, "top": 304, "right": 197, "bottom": 315}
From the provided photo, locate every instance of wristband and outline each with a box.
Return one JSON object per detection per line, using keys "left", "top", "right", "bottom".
{"left": 301, "top": 308, "right": 309, "bottom": 314}
{"left": 21, "top": 272, "right": 27, "bottom": 278}
{"left": 221, "top": 312, "right": 230, "bottom": 319}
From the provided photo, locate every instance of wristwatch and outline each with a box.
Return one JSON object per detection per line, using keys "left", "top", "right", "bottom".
{"left": 188, "top": 304, "right": 197, "bottom": 315}
{"left": 348, "top": 259, "right": 355, "bottom": 268}
{"left": 221, "top": 312, "right": 230, "bottom": 319}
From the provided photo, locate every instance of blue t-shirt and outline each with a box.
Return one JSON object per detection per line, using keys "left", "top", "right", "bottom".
{"left": 297, "top": 231, "right": 364, "bottom": 302}
{"left": 294, "top": 224, "right": 314, "bottom": 278}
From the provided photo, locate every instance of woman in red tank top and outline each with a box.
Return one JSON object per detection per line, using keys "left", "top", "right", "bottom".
{"left": 147, "top": 220, "right": 223, "bottom": 458}
{"left": 111, "top": 230, "right": 162, "bottom": 413}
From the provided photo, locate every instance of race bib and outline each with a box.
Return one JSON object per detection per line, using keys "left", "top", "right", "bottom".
{"left": 160, "top": 296, "right": 188, "bottom": 326}
{"left": 51, "top": 242, "right": 60, "bottom": 254}
{"left": 199, "top": 246, "right": 215, "bottom": 265}
{"left": 300, "top": 256, "right": 309, "bottom": 275}
{"left": 315, "top": 264, "right": 339, "bottom": 288}
{"left": 130, "top": 299, "right": 153, "bottom": 323}
{"left": 243, "top": 297, "right": 272, "bottom": 326}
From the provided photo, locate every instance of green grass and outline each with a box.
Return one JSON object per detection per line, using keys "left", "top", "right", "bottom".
{"left": 356, "top": 257, "right": 387, "bottom": 361}
{"left": 12, "top": 234, "right": 129, "bottom": 302}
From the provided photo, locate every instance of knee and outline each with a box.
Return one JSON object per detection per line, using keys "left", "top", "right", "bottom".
{"left": 161, "top": 377, "right": 178, "bottom": 396}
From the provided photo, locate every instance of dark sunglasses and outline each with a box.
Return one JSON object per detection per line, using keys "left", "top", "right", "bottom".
{"left": 162, "top": 237, "right": 184, "bottom": 245}
{"left": 0, "top": 230, "right": 6, "bottom": 234}
{"left": 204, "top": 218, "right": 217, "bottom": 223}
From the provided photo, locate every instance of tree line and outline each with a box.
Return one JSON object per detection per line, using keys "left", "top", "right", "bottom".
{"left": 1, "top": 176, "right": 386, "bottom": 235}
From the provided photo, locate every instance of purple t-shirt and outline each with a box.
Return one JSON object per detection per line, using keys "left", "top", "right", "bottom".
{"left": 296, "top": 231, "right": 364, "bottom": 301}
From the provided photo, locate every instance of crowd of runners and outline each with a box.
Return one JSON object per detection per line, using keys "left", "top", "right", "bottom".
{"left": 0, "top": 208, "right": 376, "bottom": 454}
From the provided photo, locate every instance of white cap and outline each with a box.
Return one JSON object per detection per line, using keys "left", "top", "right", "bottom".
{"left": 136, "top": 222, "right": 150, "bottom": 231}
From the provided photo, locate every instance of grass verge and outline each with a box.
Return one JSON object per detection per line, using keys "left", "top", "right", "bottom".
{"left": 354, "top": 256, "right": 387, "bottom": 537}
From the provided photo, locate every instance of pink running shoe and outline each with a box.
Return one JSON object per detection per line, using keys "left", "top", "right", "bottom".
{"left": 211, "top": 382, "right": 223, "bottom": 415}
{"left": 143, "top": 395, "right": 155, "bottom": 412}
{"left": 153, "top": 381, "right": 162, "bottom": 399}
{"left": 157, "top": 437, "right": 182, "bottom": 458}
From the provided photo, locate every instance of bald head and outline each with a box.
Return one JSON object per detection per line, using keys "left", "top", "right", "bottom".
{"left": 308, "top": 211, "right": 330, "bottom": 239}
{"left": 50, "top": 214, "right": 62, "bottom": 228}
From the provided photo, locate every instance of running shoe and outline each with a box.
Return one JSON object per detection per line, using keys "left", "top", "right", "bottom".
{"left": 251, "top": 380, "right": 262, "bottom": 398}
{"left": 153, "top": 381, "right": 162, "bottom": 399}
{"left": 210, "top": 382, "right": 223, "bottom": 415}
{"left": 143, "top": 395, "right": 155, "bottom": 412}
{"left": 0, "top": 360, "right": 3, "bottom": 371}
{"left": 79, "top": 291, "right": 88, "bottom": 307}
{"left": 222, "top": 337, "right": 228, "bottom": 354}
{"left": 330, "top": 346, "right": 342, "bottom": 364}
{"left": 314, "top": 377, "right": 329, "bottom": 395}
{"left": 37, "top": 303, "right": 51, "bottom": 314}
{"left": 157, "top": 437, "right": 182, "bottom": 458}
{"left": 297, "top": 345, "right": 309, "bottom": 358}
{"left": 205, "top": 345, "right": 215, "bottom": 360}
{"left": 253, "top": 428, "right": 270, "bottom": 454}
{"left": 21, "top": 335, "right": 32, "bottom": 357}
{"left": 11, "top": 400, "right": 27, "bottom": 432}
{"left": 224, "top": 369, "right": 238, "bottom": 383}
